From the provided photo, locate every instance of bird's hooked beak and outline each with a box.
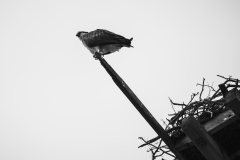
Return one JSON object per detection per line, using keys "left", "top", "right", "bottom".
{"left": 76, "top": 32, "right": 81, "bottom": 37}
{"left": 76, "top": 31, "right": 88, "bottom": 38}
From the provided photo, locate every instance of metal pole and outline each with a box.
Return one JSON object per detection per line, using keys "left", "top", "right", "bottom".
{"left": 96, "top": 56, "right": 184, "bottom": 160}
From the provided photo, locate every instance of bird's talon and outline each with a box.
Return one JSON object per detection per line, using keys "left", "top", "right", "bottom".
{"left": 93, "top": 55, "right": 97, "bottom": 60}
{"left": 93, "top": 52, "right": 101, "bottom": 60}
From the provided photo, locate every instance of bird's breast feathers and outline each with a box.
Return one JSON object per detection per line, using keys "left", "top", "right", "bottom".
{"left": 99, "top": 44, "right": 122, "bottom": 54}
{"left": 82, "top": 42, "right": 122, "bottom": 55}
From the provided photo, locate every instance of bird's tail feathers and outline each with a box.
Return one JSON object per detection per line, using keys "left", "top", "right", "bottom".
{"left": 129, "top": 38, "right": 133, "bottom": 47}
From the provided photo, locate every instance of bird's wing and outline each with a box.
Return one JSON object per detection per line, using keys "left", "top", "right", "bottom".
{"left": 82, "top": 29, "right": 132, "bottom": 47}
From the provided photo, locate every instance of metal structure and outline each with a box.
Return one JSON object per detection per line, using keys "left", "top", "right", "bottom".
{"left": 95, "top": 54, "right": 184, "bottom": 160}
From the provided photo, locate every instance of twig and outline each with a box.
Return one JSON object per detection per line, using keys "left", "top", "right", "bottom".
{"left": 139, "top": 137, "right": 160, "bottom": 150}
{"left": 196, "top": 83, "right": 215, "bottom": 92}
{"left": 168, "top": 97, "right": 188, "bottom": 107}
{"left": 199, "top": 78, "right": 205, "bottom": 101}
{"left": 168, "top": 97, "right": 176, "bottom": 113}
{"left": 217, "top": 75, "right": 228, "bottom": 80}
{"left": 187, "top": 92, "right": 198, "bottom": 105}
{"left": 138, "top": 136, "right": 160, "bottom": 148}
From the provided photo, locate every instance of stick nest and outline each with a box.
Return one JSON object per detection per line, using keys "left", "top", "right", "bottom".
{"left": 138, "top": 75, "right": 239, "bottom": 160}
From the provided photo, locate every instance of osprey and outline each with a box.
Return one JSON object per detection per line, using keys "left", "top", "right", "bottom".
{"left": 76, "top": 29, "right": 133, "bottom": 58}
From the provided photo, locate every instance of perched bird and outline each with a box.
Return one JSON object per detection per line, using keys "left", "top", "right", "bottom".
{"left": 76, "top": 29, "right": 133, "bottom": 58}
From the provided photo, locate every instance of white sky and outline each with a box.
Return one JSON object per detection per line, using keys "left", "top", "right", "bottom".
{"left": 0, "top": 0, "right": 240, "bottom": 160}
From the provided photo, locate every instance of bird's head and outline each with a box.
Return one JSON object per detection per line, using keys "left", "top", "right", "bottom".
{"left": 76, "top": 31, "right": 88, "bottom": 39}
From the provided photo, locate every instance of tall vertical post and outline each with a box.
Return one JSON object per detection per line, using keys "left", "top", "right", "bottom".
{"left": 97, "top": 56, "right": 184, "bottom": 160}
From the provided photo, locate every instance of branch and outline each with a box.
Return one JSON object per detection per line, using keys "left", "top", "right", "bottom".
{"left": 138, "top": 136, "right": 160, "bottom": 148}
{"left": 199, "top": 78, "right": 205, "bottom": 101}
{"left": 168, "top": 98, "right": 188, "bottom": 107}
{"left": 196, "top": 83, "right": 215, "bottom": 92}
{"left": 168, "top": 97, "right": 176, "bottom": 113}
{"left": 217, "top": 75, "right": 238, "bottom": 84}
{"left": 138, "top": 137, "right": 159, "bottom": 150}
{"left": 187, "top": 92, "right": 198, "bottom": 105}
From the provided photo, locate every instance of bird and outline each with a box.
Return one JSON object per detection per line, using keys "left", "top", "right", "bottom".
{"left": 76, "top": 29, "right": 133, "bottom": 58}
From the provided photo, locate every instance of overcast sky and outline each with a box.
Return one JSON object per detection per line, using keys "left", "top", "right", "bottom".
{"left": 0, "top": 0, "right": 240, "bottom": 160}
